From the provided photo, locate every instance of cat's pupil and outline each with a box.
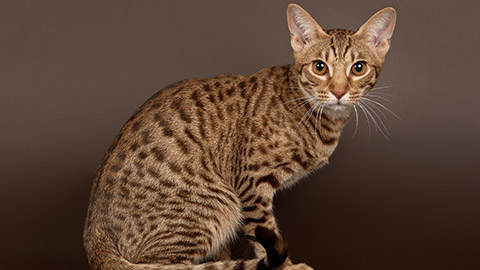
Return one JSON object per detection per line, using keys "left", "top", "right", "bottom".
{"left": 316, "top": 61, "right": 326, "bottom": 72}
{"left": 354, "top": 62, "right": 363, "bottom": 72}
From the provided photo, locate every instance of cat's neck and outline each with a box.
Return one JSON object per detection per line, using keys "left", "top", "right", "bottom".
{"left": 273, "top": 64, "right": 353, "bottom": 153}
{"left": 241, "top": 64, "right": 352, "bottom": 153}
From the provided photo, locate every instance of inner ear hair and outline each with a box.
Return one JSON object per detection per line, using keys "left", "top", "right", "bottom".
{"left": 354, "top": 7, "right": 397, "bottom": 59}
{"left": 286, "top": 3, "right": 328, "bottom": 52}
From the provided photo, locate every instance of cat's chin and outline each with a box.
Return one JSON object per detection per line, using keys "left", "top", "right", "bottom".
{"left": 325, "top": 104, "right": 352, "bottom": 112}
{"left": 323, "top": 104, "right": 354, "bottom": 118}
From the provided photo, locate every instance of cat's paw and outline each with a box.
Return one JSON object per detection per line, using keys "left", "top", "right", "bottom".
{"left": 284, "top": 263, "right": 314, "bottom": 270}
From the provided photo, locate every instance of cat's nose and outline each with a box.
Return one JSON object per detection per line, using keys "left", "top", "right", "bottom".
{"left": 331, "top": 90, "right": 347, "bottom": 99}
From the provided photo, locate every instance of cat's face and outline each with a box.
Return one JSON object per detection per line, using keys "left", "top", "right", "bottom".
{"left": 287, "top": 4, "right": 396, "bottom": 112}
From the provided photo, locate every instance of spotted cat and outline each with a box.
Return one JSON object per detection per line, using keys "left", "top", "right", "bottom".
{"left": 84, "top": 3, "right": 396, "bottom": 270}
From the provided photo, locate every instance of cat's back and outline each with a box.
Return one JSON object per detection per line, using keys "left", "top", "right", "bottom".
{"left": 84, "top": 72, "right": 253, "bottom": 260}
{"left": 85, "top": 72, "right": 250, "bottom": 224}
{"left": 143, "top": 73, "right": 247, "bottom": 113}
{"left": 116, "top": 73, "right": 248, "bottom": 146}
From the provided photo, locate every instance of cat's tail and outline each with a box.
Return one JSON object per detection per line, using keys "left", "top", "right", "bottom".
{"left": 84, "top": 227, "right": 297, "bottom": 270}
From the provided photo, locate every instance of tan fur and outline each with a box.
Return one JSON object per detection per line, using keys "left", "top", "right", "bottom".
{"left": 84, "top": 4, "right": 396, "bottom": 270}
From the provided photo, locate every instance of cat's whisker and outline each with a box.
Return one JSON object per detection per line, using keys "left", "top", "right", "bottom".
{"left": 295, "top": 106, "right": 310, "bottom": 131}
{"left": 357, "top": 102, "right": 372, "bottom": 140}
{"left": 292, "top": 100, "right": 311, "bottom": 113}
{"left": 319, "top": 104, "right": 325, "bottom": 133}
{"left": 292, "top": 97, "right": 315, "bottom": 113}
{"left": 370, "top": 84, "right": 397, "bottom": 92}
{"left": 296, "top": 101, "right": 317, "bottom": 131}
{"left": 306, "top": 102, "right": 320, "bottom": 128}
{"left": 282, "top": 95, "right": 315, "bottom": 105}
{"left": 351, "top": 105, "right": 359, "bottom": 140}
{"left": 291, "top": 99, "right": 310, "bottom": 110}
{"left": 315, "top": 103, "right": 324, "bottom": 135}
{"left": 363, "top": 97, "right": 389, "bottom": 119}
{"left": 307, "top": 103, "right": 319, "bottom": 128}
{"left": 360, "top": 100, "right": 390, "bottom": 139}
{"left": 360, "top": 101, "right": 390, "bottom": 140}
{"left": 364, "top": 100, "right": 391, "bottom": 139}
{"left": 368, "top": 91, "right": 396, "bottom": 98}
{"left": 365, "top": 93, "right": 393, "bottom": 103}
{"left": 359, "top": 101, "right": 379, "bottom": 133}
{"left": 362, "top": 97, "right": 403, "bottom": 122}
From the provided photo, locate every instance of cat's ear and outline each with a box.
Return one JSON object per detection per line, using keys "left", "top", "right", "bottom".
{"left": 287, "top": 4, "right": 328, "bottom": 53}
{"left": 354, "top": 7, "right": 397, "bottom": 59}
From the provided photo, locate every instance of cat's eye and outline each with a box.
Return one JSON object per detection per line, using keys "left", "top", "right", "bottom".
{"left": 313, "top": 61, "right": 328, "bottom": 75}
{"left": 351, "top": 61, "right": 367, "bottom": 76}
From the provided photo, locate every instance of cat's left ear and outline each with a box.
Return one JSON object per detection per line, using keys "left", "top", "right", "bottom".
{"left": 354, "top": 7, "right": 397, "bottom": 59}
{"left": 287, "top": 4, "right": 328, "bottom": 53}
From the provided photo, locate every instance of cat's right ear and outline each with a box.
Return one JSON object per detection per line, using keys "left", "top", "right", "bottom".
{"left": 287, "top": 4, "right": 328, "bottom": 53}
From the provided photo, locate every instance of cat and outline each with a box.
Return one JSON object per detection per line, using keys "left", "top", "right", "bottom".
{"left": 83, "top": 3, "right": 396, "bottom": 270}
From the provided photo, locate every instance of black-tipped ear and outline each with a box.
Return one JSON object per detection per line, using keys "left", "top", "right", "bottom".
{"left": 287, "top": 3, "right": 328, "bottom": 53}
{"left": 354, "top": 7, "right": 397, "bottom": 59}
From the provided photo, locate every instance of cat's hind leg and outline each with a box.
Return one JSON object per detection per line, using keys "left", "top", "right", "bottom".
{"left": 130, "top": 181, "right": 243, "bottom": 265}
{"left": 85, "top": 224, "right": 309, "bottom": 270}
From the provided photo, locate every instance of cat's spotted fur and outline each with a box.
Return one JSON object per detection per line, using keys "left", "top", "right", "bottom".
{"left": 84, "top": 4, "right": 396, "bottom": 270}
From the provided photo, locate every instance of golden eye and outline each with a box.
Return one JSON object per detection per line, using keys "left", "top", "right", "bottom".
{"left": 313, "top": 61, "right": 328, "bottom": 75}
{"left": 351, "top": 61, "right": 367, "bottom": 76}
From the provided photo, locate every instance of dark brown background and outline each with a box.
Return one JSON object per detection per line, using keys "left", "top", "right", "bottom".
{"left": 1, "top": 0, "right": 479, "bottom": 269}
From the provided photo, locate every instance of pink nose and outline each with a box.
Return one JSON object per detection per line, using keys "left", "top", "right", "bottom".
{"left": 332, "top": 90, "right": 347, "bottom": 99}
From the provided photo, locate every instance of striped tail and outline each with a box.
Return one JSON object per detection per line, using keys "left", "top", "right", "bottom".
{"left": 84, "top": 227, "right": 290, "bottom": 270}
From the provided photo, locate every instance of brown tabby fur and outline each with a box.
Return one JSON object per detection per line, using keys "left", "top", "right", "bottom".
{"left": 84, "top": 4, "right": 396, "bottom": 270}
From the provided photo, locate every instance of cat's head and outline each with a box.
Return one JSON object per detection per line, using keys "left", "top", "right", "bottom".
{"left": 287, "top": 4, "right": 396, "bottom": 113}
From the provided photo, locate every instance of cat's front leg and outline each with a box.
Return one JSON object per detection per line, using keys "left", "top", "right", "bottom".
{"left": 239, "top": 177, "right": 313, "bottom": 269}
{"left": 239, "top": 181, "right": 290, "bottom": 268}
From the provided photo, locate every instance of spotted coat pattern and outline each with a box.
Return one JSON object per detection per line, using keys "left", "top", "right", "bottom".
{"left": 84, "top": 4, "right": 394, "bottom": 270}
